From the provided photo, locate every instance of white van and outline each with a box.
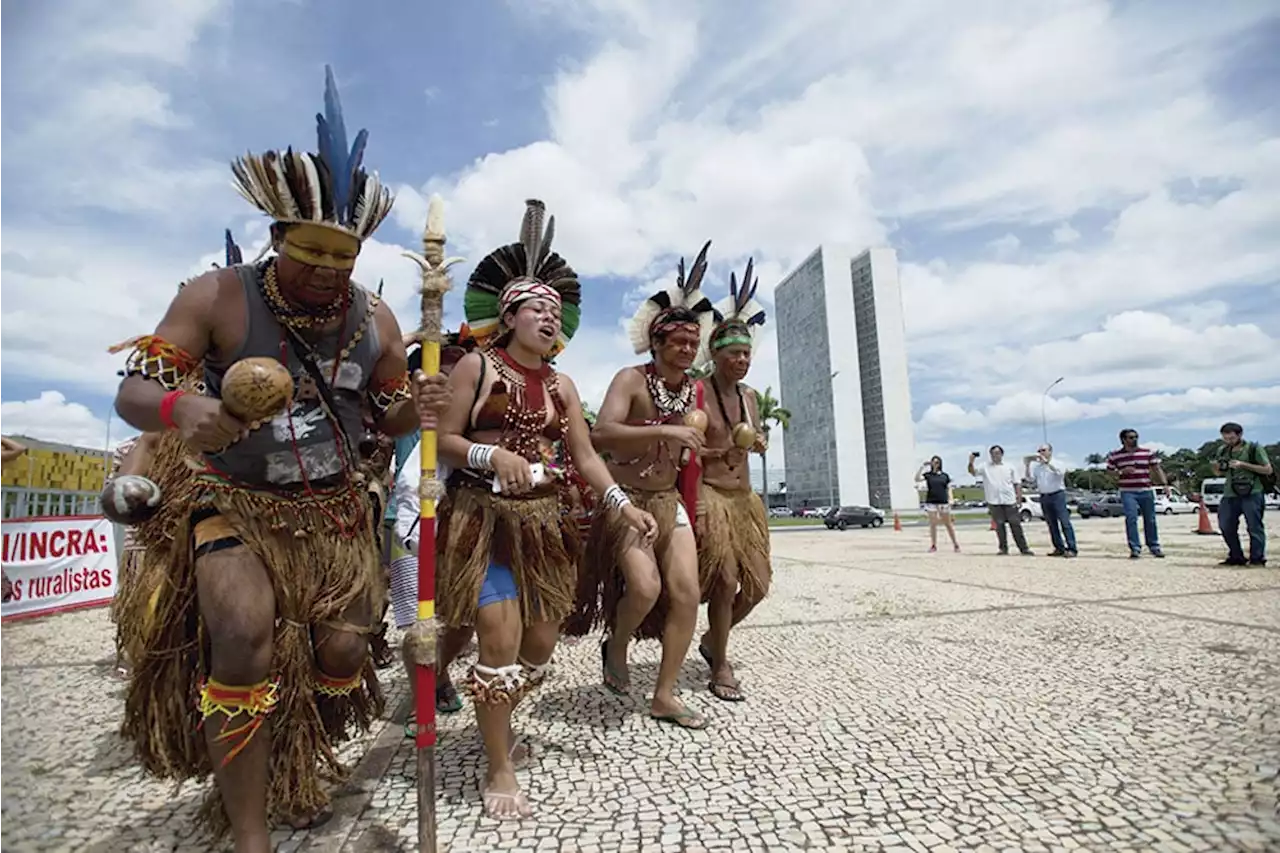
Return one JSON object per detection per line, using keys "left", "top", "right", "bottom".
{"left": 1201, "top": 478, "right": 1226, "bottom": 510}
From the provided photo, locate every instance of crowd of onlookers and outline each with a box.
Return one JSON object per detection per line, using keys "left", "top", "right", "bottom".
{"left": 935, "top": 423, "right": 1273, "bottom": 567}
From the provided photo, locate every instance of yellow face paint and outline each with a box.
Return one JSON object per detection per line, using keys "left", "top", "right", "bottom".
{"left": 280, "top": 223, "right": 361, "bottom": 270}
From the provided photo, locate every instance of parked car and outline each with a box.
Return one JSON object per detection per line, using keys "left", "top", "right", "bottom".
{"left": 1153, "top": 491, "right": 1197, "bottom": 515}
{"left": 768, "top": 506, "right": 793, "bottom": 518}
{"left": 1077, "top": 495, "right": 1123, "bottom": 518}
{"left": 824, "top": 505, "right": 885, "bottom": 530}
{"left": 1200, "top": 478, "right": 1226, "bottom": 510}
{"left": 1018, "top": 495, "right": 1043, "bottom": 522}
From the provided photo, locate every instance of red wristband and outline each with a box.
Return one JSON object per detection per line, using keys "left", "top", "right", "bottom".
{"left": 159, "top": 390, "right": 186, "bottom": 430}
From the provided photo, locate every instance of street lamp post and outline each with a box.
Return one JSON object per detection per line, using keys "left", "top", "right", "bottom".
{"left": 1041, "top": 377, "right": 1064, "bottom": 446}
{"left": 828, "top": 370, "right": 839, "bottom": 507}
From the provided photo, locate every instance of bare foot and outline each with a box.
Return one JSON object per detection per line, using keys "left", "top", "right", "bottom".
{"left": 649, "top": 694, "right": 709, "bottom": 730}
{"left": 482, "top": 768, "right": 533, "bottom": 820}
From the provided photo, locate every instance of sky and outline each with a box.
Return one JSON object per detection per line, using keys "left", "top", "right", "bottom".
{"left": 2, "top": 0, "right": 1278, "bottom": 486}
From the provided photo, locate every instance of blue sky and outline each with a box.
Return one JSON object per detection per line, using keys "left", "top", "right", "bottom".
{"left": 2, "top": 0, "right": 1278, "bottom": 484}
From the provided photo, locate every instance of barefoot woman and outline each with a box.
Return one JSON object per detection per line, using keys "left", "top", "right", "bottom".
{"left": 435, "top": 199, "right": 658, "bottom": 819}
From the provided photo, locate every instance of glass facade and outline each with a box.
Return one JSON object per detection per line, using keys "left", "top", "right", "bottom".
{"left": 775, "top": 249, "right": 839, "bottom": 509}
{"left": 851, "top": 254, "right": 892, "bottom": 509}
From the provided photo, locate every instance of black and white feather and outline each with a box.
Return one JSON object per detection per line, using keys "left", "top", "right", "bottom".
{"left": 628, "top": 240, "right": 716, "bottom": 355}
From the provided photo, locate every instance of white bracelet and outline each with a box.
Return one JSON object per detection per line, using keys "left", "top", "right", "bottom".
{"left": 603, "top": 484, "right": 631, "bottom": 512}
{"left": 467, "top": 443, "right": 498, "bottom": 470}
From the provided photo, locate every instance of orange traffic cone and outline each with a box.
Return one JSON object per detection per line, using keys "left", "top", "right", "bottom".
{"left": 1194, "top": 496, "right": 1216, "bottom": 536}
{"left": 893, "top": 513, "right": 902, "bottom": 531}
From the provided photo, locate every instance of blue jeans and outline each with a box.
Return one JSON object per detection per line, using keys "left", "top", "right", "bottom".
{"left": 1218, "top": 492, "right": 1266, "bottom": 563}
{"left": 1040, "top": 490, "right": 1077, "bottom": 553}
{"left": 1120, "top": 490, "right": 1160, "bottom": 555}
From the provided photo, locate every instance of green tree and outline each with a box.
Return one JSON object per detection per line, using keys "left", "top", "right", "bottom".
{"left": 754, "top": 386, "right": 791, "bottom": 506}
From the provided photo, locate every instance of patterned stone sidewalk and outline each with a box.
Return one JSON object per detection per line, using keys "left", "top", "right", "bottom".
{"left": 2, "top": 517, "right": 1278, "bottom": 852}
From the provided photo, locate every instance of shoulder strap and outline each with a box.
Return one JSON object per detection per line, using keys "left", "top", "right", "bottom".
{"left": 283, "top": 326, "right": 358, "bottom": 464}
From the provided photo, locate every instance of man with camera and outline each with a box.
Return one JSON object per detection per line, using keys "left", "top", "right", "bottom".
{"left": 969, "top": 446, "right": 1033, "bottom": 556}
{"left": 1212, "top": 422, "right": 1272, "bottom": 567}
{"left": 1025, "top": 444, "right": 1077, "bottom": 558}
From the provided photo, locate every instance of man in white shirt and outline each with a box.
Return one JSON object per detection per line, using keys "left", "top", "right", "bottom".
{"left": 969, "top": 445, "right": 1033, "bottom": 556}
{"left": 1025, "top": 443, "right": 1077, "bottom": 558}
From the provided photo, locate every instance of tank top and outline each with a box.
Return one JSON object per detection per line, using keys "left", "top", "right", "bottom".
{"left": 203, "top": 263, "right": 382, "bottom": 489}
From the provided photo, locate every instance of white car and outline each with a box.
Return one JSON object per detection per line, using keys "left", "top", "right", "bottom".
{"left": 1018, "top": 495, "right": 1045, "bottom": 522}
{"left": 1153, "top": 493, "right": 1197, "bottom": 515}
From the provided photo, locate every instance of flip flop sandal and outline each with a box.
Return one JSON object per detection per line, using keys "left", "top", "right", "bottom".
{"left": 404, "top": 713, "right": 418, "bottom": 739}
{"left": 650, "top": 706, "right": 710, "bottom": 730}
{"left": 708, "top": 680, "right": 745, "bottom": 702}
{"left": 600, "top": 639, "right": 629, "bottom": 696}
{"left": 436, "top": 681, "right": 464, "bottom": 714}
{"left": 481, "top": 786, "right": 533, "bottom": 820}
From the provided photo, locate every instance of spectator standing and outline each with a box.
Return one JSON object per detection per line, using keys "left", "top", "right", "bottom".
{"left": 1105, "top": 428, "right": 1168, "bottom": 559}
{"left": 916, "top": 456, "right": 960, "bottom": 553}
{"left": 1212, "top": 422, "right": 1271, "bottom": 567}
{"left": 969, "top": 446, "right": 1033, "bottom": 556}
{"left": 1025, "top": 443, "right": 1077, "bottom": 558}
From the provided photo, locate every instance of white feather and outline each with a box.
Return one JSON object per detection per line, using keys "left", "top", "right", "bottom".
{"left": 300, "top": 155, "right": 323, "bottom": 224}
{"left": 270, "top": 156, "right": 300, "bottom": 220}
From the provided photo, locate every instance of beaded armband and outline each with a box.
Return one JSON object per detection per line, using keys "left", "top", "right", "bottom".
{"left": 368, "top": 371, "right": 412, "bottom": 420}
{"left": 108, "top": 335, "right": 199, "bottom": 392}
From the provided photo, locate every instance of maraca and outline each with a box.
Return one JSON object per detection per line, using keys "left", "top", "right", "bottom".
{"left": 732, "top": 422, "right": 757, "bottom": 449}
{"left": 680, "top": 409, "right": 709, "bottom": 466}
{"left": 221, "top": 357, "right": 294, "bottom": 423}
{"left": 101, "top": 474, "right": 162, "bottom": 525}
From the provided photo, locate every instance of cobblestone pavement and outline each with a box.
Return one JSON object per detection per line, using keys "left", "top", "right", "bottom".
{"left": 3, "top": 517, "right": 1278, "bottom": 852}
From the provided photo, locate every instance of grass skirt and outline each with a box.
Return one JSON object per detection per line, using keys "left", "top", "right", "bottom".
{"left": 119, "top": 472, "right": 385, "bottom": 839}
{"left": 437, "top": 484, "right": 579, "bottom": 628}
{"left": 565, "top": 486, "right": 682, "bottom": 641}
{"left": 696, "top": 484, "right": 771, "bottom": 605}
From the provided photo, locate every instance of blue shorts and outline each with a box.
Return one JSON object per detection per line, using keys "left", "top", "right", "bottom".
{"left": 479, "top": 562, "right": 519, "bottom": 608}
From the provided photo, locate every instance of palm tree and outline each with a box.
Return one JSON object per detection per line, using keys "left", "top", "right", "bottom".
{"left": 754, "top": 386, "right": 791, "bottom": 506}
{"left": 1084, "top": 453, "right": 1105, "bottom": 492}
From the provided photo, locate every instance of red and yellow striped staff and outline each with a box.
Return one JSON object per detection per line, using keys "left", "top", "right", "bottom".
{"left": 403, "top": 194, "right": 464, "bottom": 853}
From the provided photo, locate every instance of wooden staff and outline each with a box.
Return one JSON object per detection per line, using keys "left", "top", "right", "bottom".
{"left": 402, "top": 194, "right": 464, "bottom": 852}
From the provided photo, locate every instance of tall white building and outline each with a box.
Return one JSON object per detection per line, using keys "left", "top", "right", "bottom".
{"left": 774, "top": 246, "right": 917, "bottom": 511}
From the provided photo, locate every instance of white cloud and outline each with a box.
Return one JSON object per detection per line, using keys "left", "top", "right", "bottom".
{"left": 1, "top": 392, "right": 134, "bottom": 450}
{"left": 1052, "top": 223, "right": 1080, "bottom": 244}
{"left": 987, "top": 233, "right": 1021, "bottom": 259}
{"left": 917, "top": 385, "right": 1280, "bottom": 439}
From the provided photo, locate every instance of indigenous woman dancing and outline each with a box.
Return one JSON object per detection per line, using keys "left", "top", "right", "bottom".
{"left": 435, "top": 199, "right": 657, "bottom": 819}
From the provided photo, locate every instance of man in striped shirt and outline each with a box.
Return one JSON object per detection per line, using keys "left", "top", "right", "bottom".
{"left": 1106, "top": 428, "right": 1169, "bottom": 559}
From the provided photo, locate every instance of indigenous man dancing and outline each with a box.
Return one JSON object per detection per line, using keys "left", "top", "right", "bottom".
{"left": 110, "top": 67, "right": 448, "bottom": 853}
{"left": 570, "top": 242, "right": 717, "bottom": 731}
{"left": 434, "top": 199, "right": 657, "bottom": 819}
{"left": 693, "top": 259, "right": 771, "bottom": 702}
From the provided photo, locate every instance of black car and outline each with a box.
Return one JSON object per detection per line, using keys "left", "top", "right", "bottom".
{"left": 824, "top": 505, "right": 885, "bottom": 530}
{"left": 1077, "top": 495, "right": 1123, "bottom": 518}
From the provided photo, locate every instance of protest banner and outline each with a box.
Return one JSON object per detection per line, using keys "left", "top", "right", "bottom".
{"left": 1, "top": 515, "right": 117, "bottom": 621}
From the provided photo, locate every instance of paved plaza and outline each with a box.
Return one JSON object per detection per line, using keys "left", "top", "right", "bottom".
{"left": 2, "top": 516, "right": 1278, "bottom": 852}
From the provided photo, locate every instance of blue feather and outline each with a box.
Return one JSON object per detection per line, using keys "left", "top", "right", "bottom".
{"left": 224, "top": 229, "right": 243, "bottom": 266}
{"left": 316, "top": 65, "right": 352, "bottom": 223}
{"left": 344, "top": 128, "right": 368, "bottom": 220}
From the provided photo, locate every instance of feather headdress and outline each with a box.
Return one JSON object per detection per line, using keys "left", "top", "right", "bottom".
{"left": 224, "top": 229, "right": 243, "bottom": 267}
{"left": 230, "top": 65, "right": 394, "bottom": 242}
{"left": 627, "top": 240, "right": 716, "bottom": 356}
{"left": 712, "top": 258, "right": 766, "bottom": 346}
{"left": 464, "top": 199, "right": 581, "bottom": 356}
